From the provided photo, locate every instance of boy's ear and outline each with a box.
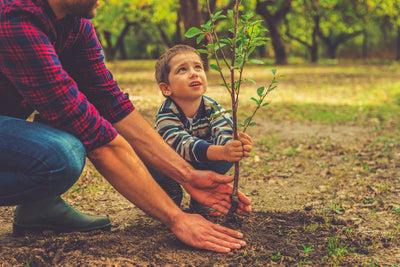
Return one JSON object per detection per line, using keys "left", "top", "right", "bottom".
{"left": 159, "top": 83, "right": 172, "bottom": 96}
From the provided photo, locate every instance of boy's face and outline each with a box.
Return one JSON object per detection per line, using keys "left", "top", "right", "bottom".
{"left": 159, "top": 52, "right": 207, "bottom": 101}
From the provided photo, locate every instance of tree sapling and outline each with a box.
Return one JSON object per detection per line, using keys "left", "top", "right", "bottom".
{"left": 185, "top": 0, "right": 279, "bottom": 221}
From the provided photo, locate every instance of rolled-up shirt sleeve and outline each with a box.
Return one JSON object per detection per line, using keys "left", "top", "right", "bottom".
{"left": 65, "top": 20, "right": 134, "bottom": 123}
{"left": 0, "top": 13, "right": 117, "bottom": 151}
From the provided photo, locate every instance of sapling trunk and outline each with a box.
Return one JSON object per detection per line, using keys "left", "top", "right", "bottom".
{"left": 185, "top": 0, "right": 278, "bottom": 222}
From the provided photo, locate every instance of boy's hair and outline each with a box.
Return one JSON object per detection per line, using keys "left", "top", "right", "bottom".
{"left": 155, "top": 45, "right": 200, "bottom": 84}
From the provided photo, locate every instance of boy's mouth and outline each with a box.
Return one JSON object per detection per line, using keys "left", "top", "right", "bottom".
{"left": 189, "top": 81, "right": 202, "bottom": 87}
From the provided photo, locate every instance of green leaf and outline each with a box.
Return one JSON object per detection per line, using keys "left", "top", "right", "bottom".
{"left": 209, "top": 64, "right": 220, "bottom": 71}
{"left": 244, "top": 78, "right": 256, "bottom": 84}
{"left": 271, "top": 68, "right": 277, "bottom": 76}
{"left": 250, "top": 97, "right": 260, "bottom": 105}
{"left": 196, "top": 49, "right": 209, "bottom": 54}
{"left": 202, "top": 20, "right": 212, "bottom": 31}
{"left": 250, "top": 59, "right": 264, "bottom": 65}
{"left": 243, "top": 117, "right": 251, "bottom": 124}
{"left": 185, "top": 27, "right": 202, "bottom": 38}
{"left": 214, "top": 42, "right": 227, "bottom": 51}
{"left": 257, "top": 86, "right": 265, "bottom": 97}
{"left": 219, "top": 38, "right": 232, "bottom": 45}
{"left": 234, "top": 56, "right": 244, "bottom": 69}
{"left": 262, "top": 102, "right": 269, "bottom": 107}
{"left": 196, "top": 33, "right": 205, "bottom": 44}
{"left": 212, "top": 10, "right": 223, "bottom": 19}
{"left": 249, "top": 122, "right": 256, "bottom": 127}
{"left": 211, "top": 10, "right": 227, "bottom": 21}
{"left": 227, "top": 10, "right": 234, "bottom": 19}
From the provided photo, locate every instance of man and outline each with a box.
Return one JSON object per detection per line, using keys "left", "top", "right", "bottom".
{"left": 0, "top": 0, "right": 252, "bottom": 253}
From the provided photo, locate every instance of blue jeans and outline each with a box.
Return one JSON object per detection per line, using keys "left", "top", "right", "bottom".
{"left": 0, "top": 115, "right": 86, "bottom": 206}
{"left": 149, "top": 158, "right": 233, "bottom": 206}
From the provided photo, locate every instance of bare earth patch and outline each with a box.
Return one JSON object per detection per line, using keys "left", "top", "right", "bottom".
{"left": 1, "top": 119, "right": 399, "bottom": 265}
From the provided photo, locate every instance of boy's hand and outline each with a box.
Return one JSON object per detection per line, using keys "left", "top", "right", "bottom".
{"left": 223, "top": 140, "right": 244, "bottom": 162}
{"left": 223, "top": 132, "right": 253, "bottom": 162}
{"left": 238, "top": 132, "right": 253, "bottom": 157}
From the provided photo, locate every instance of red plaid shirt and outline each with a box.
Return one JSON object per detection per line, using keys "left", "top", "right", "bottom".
{"left": 0, "top": 0, "right": 134, "bottom": 151}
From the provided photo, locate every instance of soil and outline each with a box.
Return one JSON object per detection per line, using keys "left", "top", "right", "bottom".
{"left": 1, "top": 120, "right": 400, "bottom": 266}
{"left": 0, "top": 210, "right": 383, "bottom": 266}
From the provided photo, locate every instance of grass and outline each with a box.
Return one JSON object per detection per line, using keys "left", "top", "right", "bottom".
{"left": 327, "top": 202, "right": 345, "bottom": 215}
{"left": 271, "top": 251, "right": 282, "bottom": 262}
{"left": 106, "top": 60, "right": 400, "bottom": 127}
{"left": 327, "top": 236, "right": 349, "bottom": 258}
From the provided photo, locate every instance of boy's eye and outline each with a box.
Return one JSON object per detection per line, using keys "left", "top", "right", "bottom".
{"left": 195, "top": 65, "right": 203, "bottom": 70}
{"left": 177, "top": 67, "right": 186, "bottom": 73}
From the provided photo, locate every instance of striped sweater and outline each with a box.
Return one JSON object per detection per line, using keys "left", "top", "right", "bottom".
{"left": 155, "top": 95, "right": 233, "bottom": 163}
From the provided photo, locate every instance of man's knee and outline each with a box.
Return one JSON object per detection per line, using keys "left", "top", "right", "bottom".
{"left": 47, "top": 132, "right": 86, "bottom": 188}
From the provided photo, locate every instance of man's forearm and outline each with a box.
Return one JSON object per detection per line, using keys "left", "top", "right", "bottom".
{"left": 113, "top": 109, "right": 193, "bottom": 185}
{"left": 88, "top": 134, "right": 183, "bottom": 227}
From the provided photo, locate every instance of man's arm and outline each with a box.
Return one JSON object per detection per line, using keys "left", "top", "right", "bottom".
{"left": 113, "top": 110, "right": 252, "bottom": 214}
{"left": 88, "top": 134, "right": 246, "bottom": 252}
{"left": 114, "top": 109, "right": 197, "bottom": 184}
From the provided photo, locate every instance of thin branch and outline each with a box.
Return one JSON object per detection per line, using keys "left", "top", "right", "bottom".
{"left": 243, "top": 76, "right": 278, "bottom": 132}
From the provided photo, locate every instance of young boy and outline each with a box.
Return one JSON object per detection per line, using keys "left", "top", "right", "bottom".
{"left": 152, "top": 45, "right": 252, "bottom": 214}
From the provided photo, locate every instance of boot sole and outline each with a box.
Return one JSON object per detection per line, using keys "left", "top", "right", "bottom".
{"left": 12, "top": 222, "right": 112, "bottom": 237}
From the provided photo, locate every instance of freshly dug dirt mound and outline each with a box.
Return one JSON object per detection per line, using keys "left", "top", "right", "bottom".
{"left": 0, "top": 211, "right": 379, "bottom": 266}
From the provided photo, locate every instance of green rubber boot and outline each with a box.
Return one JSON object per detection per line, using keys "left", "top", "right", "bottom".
{"left": 12, "top": 196, "right": 111, "bottom": 236}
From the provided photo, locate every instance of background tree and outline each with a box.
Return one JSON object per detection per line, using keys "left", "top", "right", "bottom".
{"left": 284, "top": 0, "right": 320, "bottom": 63}
{"left": 93, "top": 0, "right": 400, "bottom": 62}
{"left": 317, "top": 0, "right": 363, "bottom": 59}
{"left": 374, "top": 0, "right": 400, "bottom": 61}
{"left": 255, "top": 0, "right": 292, "bottom": 65}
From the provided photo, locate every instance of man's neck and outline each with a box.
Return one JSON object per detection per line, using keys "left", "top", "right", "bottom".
{"left": 47, "top": 0, "right": 66, "bottom": 19}
{"left": 172, "top": 97, "right": 202, "bottom": 118}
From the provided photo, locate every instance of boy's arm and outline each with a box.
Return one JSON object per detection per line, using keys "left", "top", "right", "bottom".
{"left": 155, "top": 111, "right": 211, "bottom": 164}
{"left": 209, "top": 100, "right": 234, "bottom": 146}
{"left": 207, "top": 100, "right": 253, "bottom": 162}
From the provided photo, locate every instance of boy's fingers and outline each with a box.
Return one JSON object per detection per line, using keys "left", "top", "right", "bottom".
{"left": 243, "top": 145, "right": 252, "bottom": 152}
{"left": 238, "top": 132, "right": 252, "bottom": 143}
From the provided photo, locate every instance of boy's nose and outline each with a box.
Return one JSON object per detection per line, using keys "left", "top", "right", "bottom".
{"left": 189, "top": 69, "right": 199, "bottom": 78}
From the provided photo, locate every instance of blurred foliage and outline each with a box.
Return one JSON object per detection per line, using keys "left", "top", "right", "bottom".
{"left": 93, "top": 0, "right": 400, "bottom": 62}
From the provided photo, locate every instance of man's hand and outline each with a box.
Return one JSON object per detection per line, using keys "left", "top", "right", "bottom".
{"left": 170, "top": 212, "right": 246, "bottom": 253}
{"left": 183, "top": 169, "right": 252, "bottom": 215}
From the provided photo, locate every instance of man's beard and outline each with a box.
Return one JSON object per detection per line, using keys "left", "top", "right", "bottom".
{"left": 62, "top": 0, "right": 99, "bottom": 19}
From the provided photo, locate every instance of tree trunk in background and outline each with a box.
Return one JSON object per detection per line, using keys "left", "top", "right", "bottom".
{"left": 257, "top": 45, "right": 267, "bottom": 57}
{"left": 179, "top": 0, "right": 209, "bottom": 69}
{"left": 319, "top": 31, "right": 362, "bottom": 60}
{"left": 101, "top": 21, "right": 133, "bottom": 61}
{"left": 362, "top": 30, "right": 368, "bottom": 59}
{"left": 397, "top": 26, "right": 400, "bottom": 61}
{"left": 119, "top": 39, "right": 128, "bottom": 60}
{"left": 175, "top": 12, "right": 182, "bottom": 44}
{"left": 256, "top": 0, "right": 292, "bottom": 65}
{"left": 310, "top": 14, "right": 319, "bottom": 63}
{"left": 268, "top": 20, "right": 287, "bottom": 65}
{"left": 326, "top": 43, "right": 338, "bottom": 59}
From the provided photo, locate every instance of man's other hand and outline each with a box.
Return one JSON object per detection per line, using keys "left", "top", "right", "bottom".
{"left": 183, "top": 169, "right": 252, "bottom": 215}
{"left": 170, "top": 212, "right": 246, "bottom": 253}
